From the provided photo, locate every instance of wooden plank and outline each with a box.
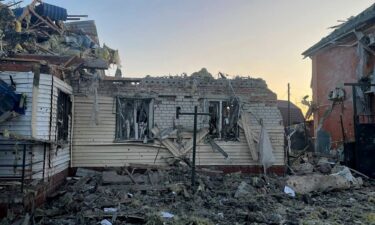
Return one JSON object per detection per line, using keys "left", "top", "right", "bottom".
{"left": 180, "top": 128, "right": 209, "bottom": 155}
{"left": 150, "top": 127, "right": 180, "bottom": 157}
{"left": 207, "top": 138, "right": 229, "bottom": 158}
{"left": 239, "top": 112, "right": 258, "bottom": 161}
{"left": 53, "top": 76, "right": 73, "bottom": 94}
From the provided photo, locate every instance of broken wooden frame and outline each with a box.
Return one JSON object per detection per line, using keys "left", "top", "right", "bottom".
{"left": 207, "top": 98, "right": 240, "bottom": 140}
{"left": 115, "top": 97, "right": 153, "bottom": 142}
{"left": 56, "top": 90, "right": 72, "bottom": 142}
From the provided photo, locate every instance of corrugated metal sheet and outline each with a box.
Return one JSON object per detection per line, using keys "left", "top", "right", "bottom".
{"left": 35, "top": 3, "right": 68, "bottom": 21}
{"left": 72, "top": 96, "right": 284, "bottom": 167}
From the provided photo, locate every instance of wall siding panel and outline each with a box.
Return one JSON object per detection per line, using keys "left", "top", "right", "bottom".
{"left": 0, "top": 72, "right": 72, "bottom": 180}
{"left": 72, "top": 96, "right": 284, "bottom": 167}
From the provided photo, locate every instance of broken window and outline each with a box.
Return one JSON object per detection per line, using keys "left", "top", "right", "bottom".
{"left": 208, "top": 98, "right": 239, "bottom": 140}
{"left": 56, "top": 91, "right": 72, "bottom": 142}
{"left": 115, "top": 98, "right": 153, "bottom": 141}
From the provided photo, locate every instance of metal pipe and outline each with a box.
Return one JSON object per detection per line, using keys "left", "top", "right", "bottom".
{"left": 176, "top": 106, "right": 210, "bottom": 193}
{"left": 286, "top": 83, "right": 291, "bottom": 171}
{"left": 340, "top": 115, "right": 346, "bottom": 143}
{"left": 21, "top": 144, "right": 26, "bottom": 192}
{"left": 43, "top": 143, "right": 46, "bottom": 181}
{"left": 287, "top": 83, "right": 291, "bottom": 127}
{"left": 67, "top": 15, "right": 88, "bottom": 17}
{"left": 70, "top": 95, "right": 75, "bottom": 168}
{"left": 192, "top": 106, "right": 198, "bottom": 191}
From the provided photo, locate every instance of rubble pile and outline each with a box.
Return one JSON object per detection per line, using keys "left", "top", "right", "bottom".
{"left": 2, "top": 166, "right": 374, "bottom": 225}
{"left": 0, "top": 0, "right": 120, "bottom": 67}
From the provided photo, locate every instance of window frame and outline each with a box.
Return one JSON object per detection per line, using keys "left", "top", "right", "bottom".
{"left": 114, "top": 97, "right": 154, "bottom": 142}
{"left": 56, "top": 90, "right": 72, "bottom": 142}
{"left": 206, "top": 99, "right": 239, "bottom": 140}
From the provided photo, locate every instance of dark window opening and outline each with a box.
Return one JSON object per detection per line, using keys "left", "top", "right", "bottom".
{"left": 116, "top": 98, "right": 153, "bottom": 141}
{"left": 208, "top": 98, "right": 239, "bottom": 140}
{"left": 222, "top": 100, "right": 239, "bottom": 140}
{"left": 56, "top": 91, "right": 71, "bottom": 142}
{"left": 208, "top": 101, "right": 220, "bottom": 138}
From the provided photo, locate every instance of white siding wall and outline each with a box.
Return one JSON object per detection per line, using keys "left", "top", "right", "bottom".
{"left": 38, "top": 76, "right": 73, "bottom": 179}
{"left": 72, "top": 95, "right": 285, "bottom": 167}
{"left": 0, "top": 72, "right": 72, "bottom": 179}
{"left": 36, "top": 74, "right": 52, "bottom": 140}
{"left": 0, "top": 72, "right": 34, "bottom": 178}
{"left": 0, "top": 72, "right": 34, "bottom": 136}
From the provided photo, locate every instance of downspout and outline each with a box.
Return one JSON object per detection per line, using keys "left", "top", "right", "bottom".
{"left": 46, "top": 75, "right": 54, "bottom": 179}
{"left": 70, "top": 95, "right": 74, "bottom": 168}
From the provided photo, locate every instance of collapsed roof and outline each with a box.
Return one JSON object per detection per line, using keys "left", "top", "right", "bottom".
{"left": 0, "top": 0, "right": 120, "bottom": 74}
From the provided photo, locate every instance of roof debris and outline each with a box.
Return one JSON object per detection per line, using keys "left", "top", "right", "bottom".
{"left": 0, "top": 0, "right": 120, "bottom": 74}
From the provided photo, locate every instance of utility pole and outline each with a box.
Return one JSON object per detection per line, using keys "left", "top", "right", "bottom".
{"left": 287, "top": 83, "right": 291, "bottom": 170}
{"left": 287, "top": 83, "right": 291, "bottom": 128}
{"left": 176, "top": 106, "right": 210, "bottom": 192}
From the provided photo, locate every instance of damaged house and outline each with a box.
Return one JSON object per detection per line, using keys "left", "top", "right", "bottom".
{"left": 71, "top": 69, "right": 285, "bottom": 172}
{"left": 0, "top": 0, "right": 285, "bottom": 217}
{"left": 302, "top": 3, "right": 375, "bottom": 177}
{"left": 0, "top": 0, "right": 119, "bottom": 208}
{"left": 2, "top": 1, "right": 374, "bottom": 224}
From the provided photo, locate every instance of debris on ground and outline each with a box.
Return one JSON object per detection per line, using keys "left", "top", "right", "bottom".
{"left": 1, "top": 164, "right": 374, "bottom": 225}
{"left": 286, "top": 167, "right": 363, "bottom": 194}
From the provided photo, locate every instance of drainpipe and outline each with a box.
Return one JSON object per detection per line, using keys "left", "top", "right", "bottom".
{"left": 70, "top": 95, "right": 74, "bottom": 168}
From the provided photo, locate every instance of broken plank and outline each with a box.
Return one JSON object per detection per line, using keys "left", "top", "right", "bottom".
{"left": 151, "top": 127, "right": 180, "bottom": 157}
{"left": 239, "top": 112, "right": 258, "bottom": 161}
{"left": 181, "top": 128, "right": 209, "bottom": 155}
{"left": 124, "top": 168, "right": 138, "bottom": 185}
{"left": 207, "top": 138, "right": 229, "bottom": 158}
{"left": 28, "top": 6, "right": 63, "bottom": 35}
{"left": 238, "top": 120, "right": 259, "bottom": 143}
{"left": 147, "top": 169, "right": 154, "bottom": 185}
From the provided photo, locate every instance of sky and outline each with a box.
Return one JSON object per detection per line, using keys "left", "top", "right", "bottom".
{"left": 26, "top": 0, "right": 375, "bottom": 112}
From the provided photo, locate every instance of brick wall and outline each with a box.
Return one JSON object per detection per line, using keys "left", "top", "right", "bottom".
{"left": 72, "top": 75, "right": 282, "bottom": 131}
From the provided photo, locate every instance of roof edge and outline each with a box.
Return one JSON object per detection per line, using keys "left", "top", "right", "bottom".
{"left": 302, "top": 3, "right": 375, "bottom": 57}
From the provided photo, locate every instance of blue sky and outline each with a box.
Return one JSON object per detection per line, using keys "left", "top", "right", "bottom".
{"left": 24, "top": 0, "right": 375, "bottom": 109}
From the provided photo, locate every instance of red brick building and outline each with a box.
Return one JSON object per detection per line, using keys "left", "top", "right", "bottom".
{"left": 303, "top": 3, "right": 375, "bottom": 150}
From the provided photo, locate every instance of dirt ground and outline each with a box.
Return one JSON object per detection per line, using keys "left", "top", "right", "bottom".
{"left": 1, "top": 167, "right": 375, "bottom": 225}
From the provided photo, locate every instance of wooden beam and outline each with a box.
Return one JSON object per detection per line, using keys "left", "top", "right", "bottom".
{"left": 28, "top": 6, "right": 63, "bottom": 35}
{"left": 180, "top": 128, "right": 209, "bottom": 155}
{"left": 151, "top": 127, "right": 180, "bottom": 157}
{"left": 1, "top": 57, "right": 46, "bottom": 64}
{"left": 124, "top": 168, "right": 138, "bottom": 185}
{"left": 63, "top": 56, "right": 77, "bottom": 68}
{"left": 238, "top": 120, "right": 259, "bottom": 143}
{"left": 35, "top": 43, "right": 57, "bottom": 55}
{"left": 207, "top": 138, "right": 228, "bottom": 158}
{"left": 239, "top": 112, "right": 258, "bottom": 161}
